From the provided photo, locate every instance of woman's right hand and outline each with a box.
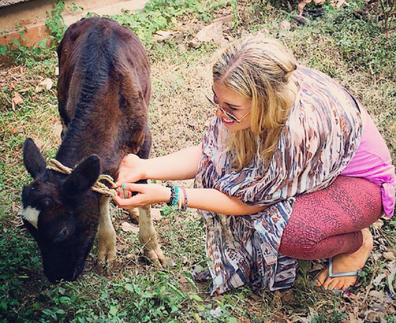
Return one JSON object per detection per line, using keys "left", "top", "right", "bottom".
{"left": 116, "top": 154, "right": 146, "bottom": 184}
{"left": 113, "top": 183, "right": 170, "bottom": 210}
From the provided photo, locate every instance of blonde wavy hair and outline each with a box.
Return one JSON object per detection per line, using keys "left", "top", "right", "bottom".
{"left": 212, "top": 36, "right": 297, "bottom": 170}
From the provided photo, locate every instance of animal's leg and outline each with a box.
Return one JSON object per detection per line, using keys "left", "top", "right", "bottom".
{"left": 138, "top": 204, "right": 167, "bottom": 267}
{"left": 97, "top": 197, "right": 117, "bottom": 273}
{"left": 127, "top": 207, "right": 140, "bottom": 225}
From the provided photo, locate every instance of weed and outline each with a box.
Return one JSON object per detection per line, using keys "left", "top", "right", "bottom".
{"left": 378, "top": 0, "right": 396, "bottom": 32}
{"left": 45, "top": 0, "right": 68, "bottom": 46}
{"left": 0, "top": 227, "right": 42, "bottom": 321}
{"left": 0, "top": 24, "right": 49, "bottom": 66}
{"left": 108, "top": 0, "right": 228, "bottom": 46}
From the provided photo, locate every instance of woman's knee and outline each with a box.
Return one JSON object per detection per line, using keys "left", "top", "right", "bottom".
{"left": 279, "top": 224, "right": 324, "bottom": 260}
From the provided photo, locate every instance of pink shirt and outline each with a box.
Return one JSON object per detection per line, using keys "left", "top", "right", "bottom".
{"left": 340, "top": 106, "right": 395, "bottom": 218}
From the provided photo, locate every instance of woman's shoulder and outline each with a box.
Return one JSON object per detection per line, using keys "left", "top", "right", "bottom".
{"left": 294, "top": 65, "right": 343, "bottom": 93}
{"left": 293, "top": 65, "right": 358, "bottom": 115}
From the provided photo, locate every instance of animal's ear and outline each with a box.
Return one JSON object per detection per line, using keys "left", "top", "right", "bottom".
{"left": 63, "top": 155, "right": 101, "bottom": 195}
{"left": 23, "top": 138, "right": 47, "bottom": 179}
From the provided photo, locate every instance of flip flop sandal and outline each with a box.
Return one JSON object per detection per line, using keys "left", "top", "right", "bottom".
{"left": 327, "top": 256, "right": 362, "bottom": 279}
{"left": 314, "top": 257, "right": 362, "bottom": 292}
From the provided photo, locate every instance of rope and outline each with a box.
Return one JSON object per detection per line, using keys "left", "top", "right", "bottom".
{"left": 46, "top": 159, "right": 117, "bottom": 198}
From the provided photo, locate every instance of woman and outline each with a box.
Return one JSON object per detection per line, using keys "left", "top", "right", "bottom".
{"left": 114, "top": 36, "right": 395, "bottom": 295}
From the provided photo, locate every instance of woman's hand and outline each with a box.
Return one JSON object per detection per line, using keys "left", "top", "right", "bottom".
{"left": 113, "top": 183, "right": 170, "bottom": 209}
{"left": 117, "top": 154, "right": 146, "bottom": 184}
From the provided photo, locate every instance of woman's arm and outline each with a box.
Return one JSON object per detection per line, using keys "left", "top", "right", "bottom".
{"left": 113, "top": 183, "right": 267, "bottom": 216}
{"left": 117, "top": 144, "right": 202, "bottom": 183}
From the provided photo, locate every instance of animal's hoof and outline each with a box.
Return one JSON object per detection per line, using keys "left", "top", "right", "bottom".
{"left": 96, "top": 258, "right": 116, "bottom": 275}
{"left": 144, "top": 248, "right": 171, "bottom": 268}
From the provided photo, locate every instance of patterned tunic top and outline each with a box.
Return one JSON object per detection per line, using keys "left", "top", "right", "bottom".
{"left": 193, "top": 65, "right": 364, "bottom": 295}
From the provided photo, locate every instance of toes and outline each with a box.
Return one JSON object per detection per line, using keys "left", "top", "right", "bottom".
{"left": 338, "top": 277, "right": 356, "bottom": 291}
{"left": 317, "top": 276, "right": 357, "bottom": 292}
{"left": 315, "top": 269, "right": 329, "bottom": 287}
{"left": 321, "top": 277, "right": 333, "bottom": 290}
{"left": 327, "top": 279, "right": 339, "bottom": 291}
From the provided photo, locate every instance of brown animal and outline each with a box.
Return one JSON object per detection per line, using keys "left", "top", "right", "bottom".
{"left": 19, "top": 17, "right": 165, "bottom": 282}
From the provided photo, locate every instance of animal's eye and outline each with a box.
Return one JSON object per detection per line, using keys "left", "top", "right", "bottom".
{"left": 54, "top": 227, "right": 69, "bottom": 243}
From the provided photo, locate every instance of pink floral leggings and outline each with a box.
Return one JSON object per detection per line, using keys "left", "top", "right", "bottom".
{"left": 279, "top": 176, "right": 383, "bottom": 260}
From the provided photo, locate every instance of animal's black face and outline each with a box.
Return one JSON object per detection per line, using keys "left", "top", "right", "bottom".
{"left": 20, "top": 138, "right": 102, "bottom": 282}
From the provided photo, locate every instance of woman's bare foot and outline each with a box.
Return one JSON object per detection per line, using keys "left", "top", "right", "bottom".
{"left": 316, "top": 228, "right": 373, "bottom": 291}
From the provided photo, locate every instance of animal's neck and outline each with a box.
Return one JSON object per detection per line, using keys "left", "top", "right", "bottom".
{"left": 55, "top": 120, "right": 122, "bottom": 177}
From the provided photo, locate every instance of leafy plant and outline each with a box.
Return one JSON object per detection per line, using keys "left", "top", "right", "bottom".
{"left": 0, "top": 227, "right": 42, "bottom": 321}
{"left": 379, "top": 0, "right": 396, "bottom": 32}
{"left": 45, "top": 0, "right": 68, "bottom": 46}
{"left": 0, "top": 23, "right": 48, "bottom": 66}
{"left": 109, "top": 0, "right": 228, "bottom": 45}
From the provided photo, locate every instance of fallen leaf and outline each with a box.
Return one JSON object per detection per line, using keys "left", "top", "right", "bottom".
{"left": 388, "top": 263, "right": 396, "bottom": 294}
{"left": 121, "top": 222, "right": 139, "bottom": 233}
{"left": 35, "top": 86, "right": 43, "bottom": 93}
{"left": 12, "top": 92, "right": 23, "bottom": 105}
{"left": 372, "top": 273, "right": 387, "bottom": 286}
{"left": 151, "top": 208, "right": 162, "bottom": 221}
{"left": 368, "top": 290, "right": 388, "bottom": 302}
{"left": 152, "top": 30, "right": 183, "bottom": 41}
{"left": 40, "top": 78, "right": 53, "bottom": 90}
{"left": 383, "top": 252, "right": 396, "bottom": 261}
{"left": 196, "top": 22, "right": 223, "bottom": 44}
{"left": 372, "top": 218, "right": 384, "bottom": 229}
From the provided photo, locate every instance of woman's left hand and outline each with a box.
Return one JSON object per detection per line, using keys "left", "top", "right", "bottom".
{"left": 113, "top": 183, "right": 171, "bottom": 209}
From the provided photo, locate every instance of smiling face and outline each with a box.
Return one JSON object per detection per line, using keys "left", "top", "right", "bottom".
{"left": 212, "top": 81, "right": 252, "bottom": 131}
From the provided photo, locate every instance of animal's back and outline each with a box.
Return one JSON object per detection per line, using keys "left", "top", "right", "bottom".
{"left": 56, "top": 17, "right": 152, "bottom": 176}
{"left": 20, "top": 17, "right": 158, "bottom": 283}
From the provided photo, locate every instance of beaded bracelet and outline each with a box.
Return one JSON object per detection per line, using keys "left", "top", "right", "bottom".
{"left": 166, "top": 184, "right": 175, "bottom": 206}
{"left": 173, "top": 185, "right": 179, "bottom": 207}
{"left": 180, "top": 186, "right": 188, "bottom": 211}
